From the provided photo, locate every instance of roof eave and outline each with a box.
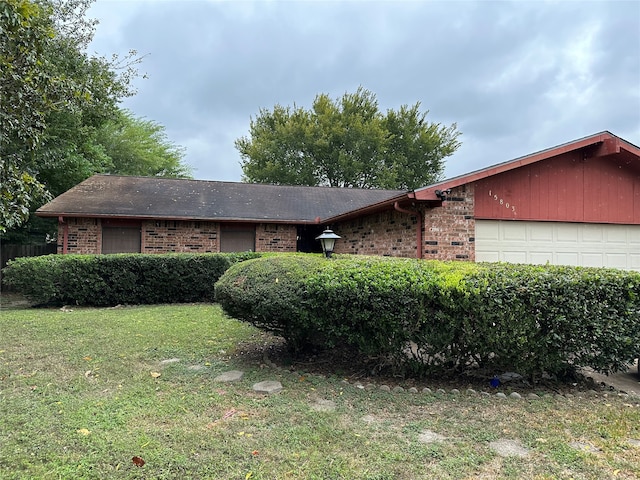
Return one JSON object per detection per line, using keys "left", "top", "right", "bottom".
{"left": 319, "top": 192, "right": 412, "bottom": 224}
{"left": 413, "top": 131, "right": 634, "bottom": 200}
{"left": 36, "top": 211, "right": 318, "bottom": 225}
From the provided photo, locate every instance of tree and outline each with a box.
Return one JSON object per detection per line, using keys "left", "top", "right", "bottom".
{"left": 236, "top": 87, "right": 461, "bottom": 189}
{"left": 1, "top": 0, "right": 58, "bottom": 231}
{"left": 95, "top": 109, "right": 191, "bottom": 178}
{"left": 1, "top": 0, "right": 191, "bottom": 242}
{"left": 2, "top": 107, "right": 191, "bottom": 244}
{"left": 0, "top": 0, "right": 139, "bottom": 232}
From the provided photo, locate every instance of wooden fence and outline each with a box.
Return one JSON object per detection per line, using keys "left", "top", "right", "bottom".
{"left": 1, "top": 244, "right": 57, "bottom": 291}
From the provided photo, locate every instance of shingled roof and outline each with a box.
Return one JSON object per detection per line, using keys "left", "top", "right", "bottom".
{"left": 36, "top": 175, "right": 407, "bottom": 223}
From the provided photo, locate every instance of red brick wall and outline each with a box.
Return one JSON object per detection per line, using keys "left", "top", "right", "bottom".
{"left": 255, "top": 224, "right": 297, "bottom": 252}
{"left": 422, "top": 184, "right": 475, "bottom": 261}
{"left": 332, "top": 185, "right": 475, "bottom": 261}
{"left": 57, "top": 219, "right": 299, "bottom": 254}
{"left": 333, "top": 209, "right": 420, "bottom": 257}
{"left": 142, "top": 220, "right": 218, "bottom": 253}
{"left": 57, "top": 218, "right": 100, "bottom": 254}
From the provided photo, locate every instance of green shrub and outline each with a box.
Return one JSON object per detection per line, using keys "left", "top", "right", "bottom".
{"left": 213, "top": 254, "right": 326, "bottom": 351}
{"left": 458, "top": 263, "right": 640, "bottom": 376}
{"left": 302, "top": 256, "right": 439, "bottom": 368}
{"left": 2, "top": 252, "right": 260, "bottom": 306}
{"left": 214, "top": 255, "right": 640, "bottom": 378}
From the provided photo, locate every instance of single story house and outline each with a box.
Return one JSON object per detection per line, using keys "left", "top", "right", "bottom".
{"left": 36, "top": 131, "right": 640, "bottom": 270}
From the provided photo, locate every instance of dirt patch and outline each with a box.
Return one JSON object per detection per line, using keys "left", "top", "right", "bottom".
{"left": 581, "top": 362, "right": 640, "bottom": 396}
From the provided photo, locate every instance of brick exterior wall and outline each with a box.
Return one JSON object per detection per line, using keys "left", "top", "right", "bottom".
{"left": 332, "top": 184, "right": 475, "bottom": 261}
{"left": 333, "top": 209, "right": 420, "bottom": 257}
{"left": 255, "top": 224, "right": 297, "bottom": 252}
{"left": 57, "top": 218, "right": 100, "bottom": 254}
{"left": 142, "top": 220, "right": 218, "bottom": 253}
{"left": 422, "top": 184, "right": 475, "bottom": 261}
{"left": 57, "top": 219, "right": 298, "bottom": 254}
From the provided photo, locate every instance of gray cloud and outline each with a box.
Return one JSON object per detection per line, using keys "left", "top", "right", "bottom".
{"left": 88, "top": 0, "right": 640, "bottom": 182}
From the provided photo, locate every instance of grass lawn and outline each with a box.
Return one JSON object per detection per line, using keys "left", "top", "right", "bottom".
{"left": 1, "top": 300, "right": 640, "bottom": 479}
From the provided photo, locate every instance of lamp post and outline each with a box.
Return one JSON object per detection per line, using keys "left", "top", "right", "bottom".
{"left": 315, "top": 228, "right": 341, "bottom": 258}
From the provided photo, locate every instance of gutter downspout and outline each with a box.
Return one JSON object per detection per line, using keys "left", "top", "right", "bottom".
{"left": 58, "top": 216, "right": 68, "bottom": 254}
{"left": 394, "top": 202, "right": 422, "bottom": 259}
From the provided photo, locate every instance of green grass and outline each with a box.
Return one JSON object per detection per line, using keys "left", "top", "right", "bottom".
{"left": 1, "top": 302, "right": 640, "bottom": 479}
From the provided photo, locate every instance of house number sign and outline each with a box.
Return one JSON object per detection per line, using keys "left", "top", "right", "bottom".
{"left": 488, "top": 189, "right": 517, "bottom": 215}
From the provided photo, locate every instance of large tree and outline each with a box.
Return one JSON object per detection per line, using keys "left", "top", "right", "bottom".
{"left": 0, "top": 0, "right": 139, "bottom": 232}
{"left": 31, "top": 108, "right": 191, "bottom": 204}
{"left": 2, "top": 107, "right": 192, "bottom": 244}
{"left": 95, "top": 109, "right": 190, "bottom": 179}
{"left": 1, "top": 0, "right": 191, "bottom": 237}
{"left": 236, "top": 87, "right": 461, "bottom": 189}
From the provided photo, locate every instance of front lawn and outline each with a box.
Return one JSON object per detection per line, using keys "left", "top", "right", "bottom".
{"left": 1, "top": 302, "right": 640, "bottom": 479}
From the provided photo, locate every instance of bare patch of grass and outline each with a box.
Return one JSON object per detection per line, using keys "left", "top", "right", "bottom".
{"left": 1, "top": 303, "right": 640, "bottom": 479}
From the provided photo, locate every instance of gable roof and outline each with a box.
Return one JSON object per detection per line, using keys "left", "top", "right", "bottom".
{"left": 319, "top": 131, "right": 640, "bottom": 223}
{"left": 413, "top": 131, "right": 640, "bottom": 201}
{"left": 36, "top": 175, "right": 407, "bottom": 224}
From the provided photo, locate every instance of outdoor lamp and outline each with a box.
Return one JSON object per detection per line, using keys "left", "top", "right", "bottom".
{"left": 316, "top": 228, "right": 341, "bottom": 258}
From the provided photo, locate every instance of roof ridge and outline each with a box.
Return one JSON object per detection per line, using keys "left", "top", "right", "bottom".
{"left": 91, "top": 174, "right": 405, "bottom": 193}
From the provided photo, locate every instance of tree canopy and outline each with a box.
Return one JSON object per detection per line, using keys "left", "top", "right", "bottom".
{"left": 0, "top": 0, "right": 190, "bottom": 235}
{"left": 36, "top": 109, "right": 191, "bottom": 202}
{"left": 236, "top": 87, "right": 461, "bottom": 190}
{"left": 95, "top": 110, "right": 190, "bottom": 179}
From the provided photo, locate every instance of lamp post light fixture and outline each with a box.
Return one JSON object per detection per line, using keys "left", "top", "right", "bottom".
{"left": 315, "top": 228, "right": 341, "bottom": 258}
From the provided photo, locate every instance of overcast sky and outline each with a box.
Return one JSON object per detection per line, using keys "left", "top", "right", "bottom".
{"left": 86, "top": 0, "right": 640, "bottom": 184}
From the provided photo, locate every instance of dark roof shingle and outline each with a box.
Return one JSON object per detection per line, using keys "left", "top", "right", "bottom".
{"left": 36, "top": 175, "right": 407, "bottom": 223}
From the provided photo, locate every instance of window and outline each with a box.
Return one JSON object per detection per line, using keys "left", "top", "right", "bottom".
{"left": 220, "top": 224, "right": 255, "bottom": 252}
{"left": 102, "top": 227, "right": 141, "bottom": 254}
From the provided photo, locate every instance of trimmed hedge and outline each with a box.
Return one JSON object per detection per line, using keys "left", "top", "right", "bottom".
{"left": 212, "top": 254, "right": 327, "bottom": 351}
{"left": 2, "top": 252, "right": 260, "bottom": 306}
{"left": 214, "top": 255, "right": 640, "bottom": 378}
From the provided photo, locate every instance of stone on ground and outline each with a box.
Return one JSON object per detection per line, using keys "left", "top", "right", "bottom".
{"left": 418, "top": 430, "right": 446, "bottom": 444}
{"left": 311, "top": 399, "right": 336, "bottom": 412}
{"left": 361, "top": 414, "right": 377, "bottom": 423}
{"left": 569, "top": 441, "right": 601, "bottom": 454}
{"left": 489, "top": 439, "right": 530, "bottom": 458}
{"left": 159, "top": 358, "right": 181, "bottom": 366}
{"left": 498, "top": 372, "right": 523, "bottom": 383}
{"left": 214, "top": 370, "right": 244, "bottom": 382}
{"left": 253, "top": 380, "right": 283, "bottom": 394}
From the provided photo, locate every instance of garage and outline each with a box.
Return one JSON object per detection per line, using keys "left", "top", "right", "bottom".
{"left": 475, "top": 220, "right": 640, "bottom": 271}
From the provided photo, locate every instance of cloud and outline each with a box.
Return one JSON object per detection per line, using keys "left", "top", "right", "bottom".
{"left": 87, "top": 0, "right": 640, "bottom": 183}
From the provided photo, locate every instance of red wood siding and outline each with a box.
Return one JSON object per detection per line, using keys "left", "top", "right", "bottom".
{"left": 474, "top": 152, "right": 640, "bottom": 224}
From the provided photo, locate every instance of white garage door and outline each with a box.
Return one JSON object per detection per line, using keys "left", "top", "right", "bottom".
{"left": 475, "top": 220, "right": 640, "bottom": 271}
